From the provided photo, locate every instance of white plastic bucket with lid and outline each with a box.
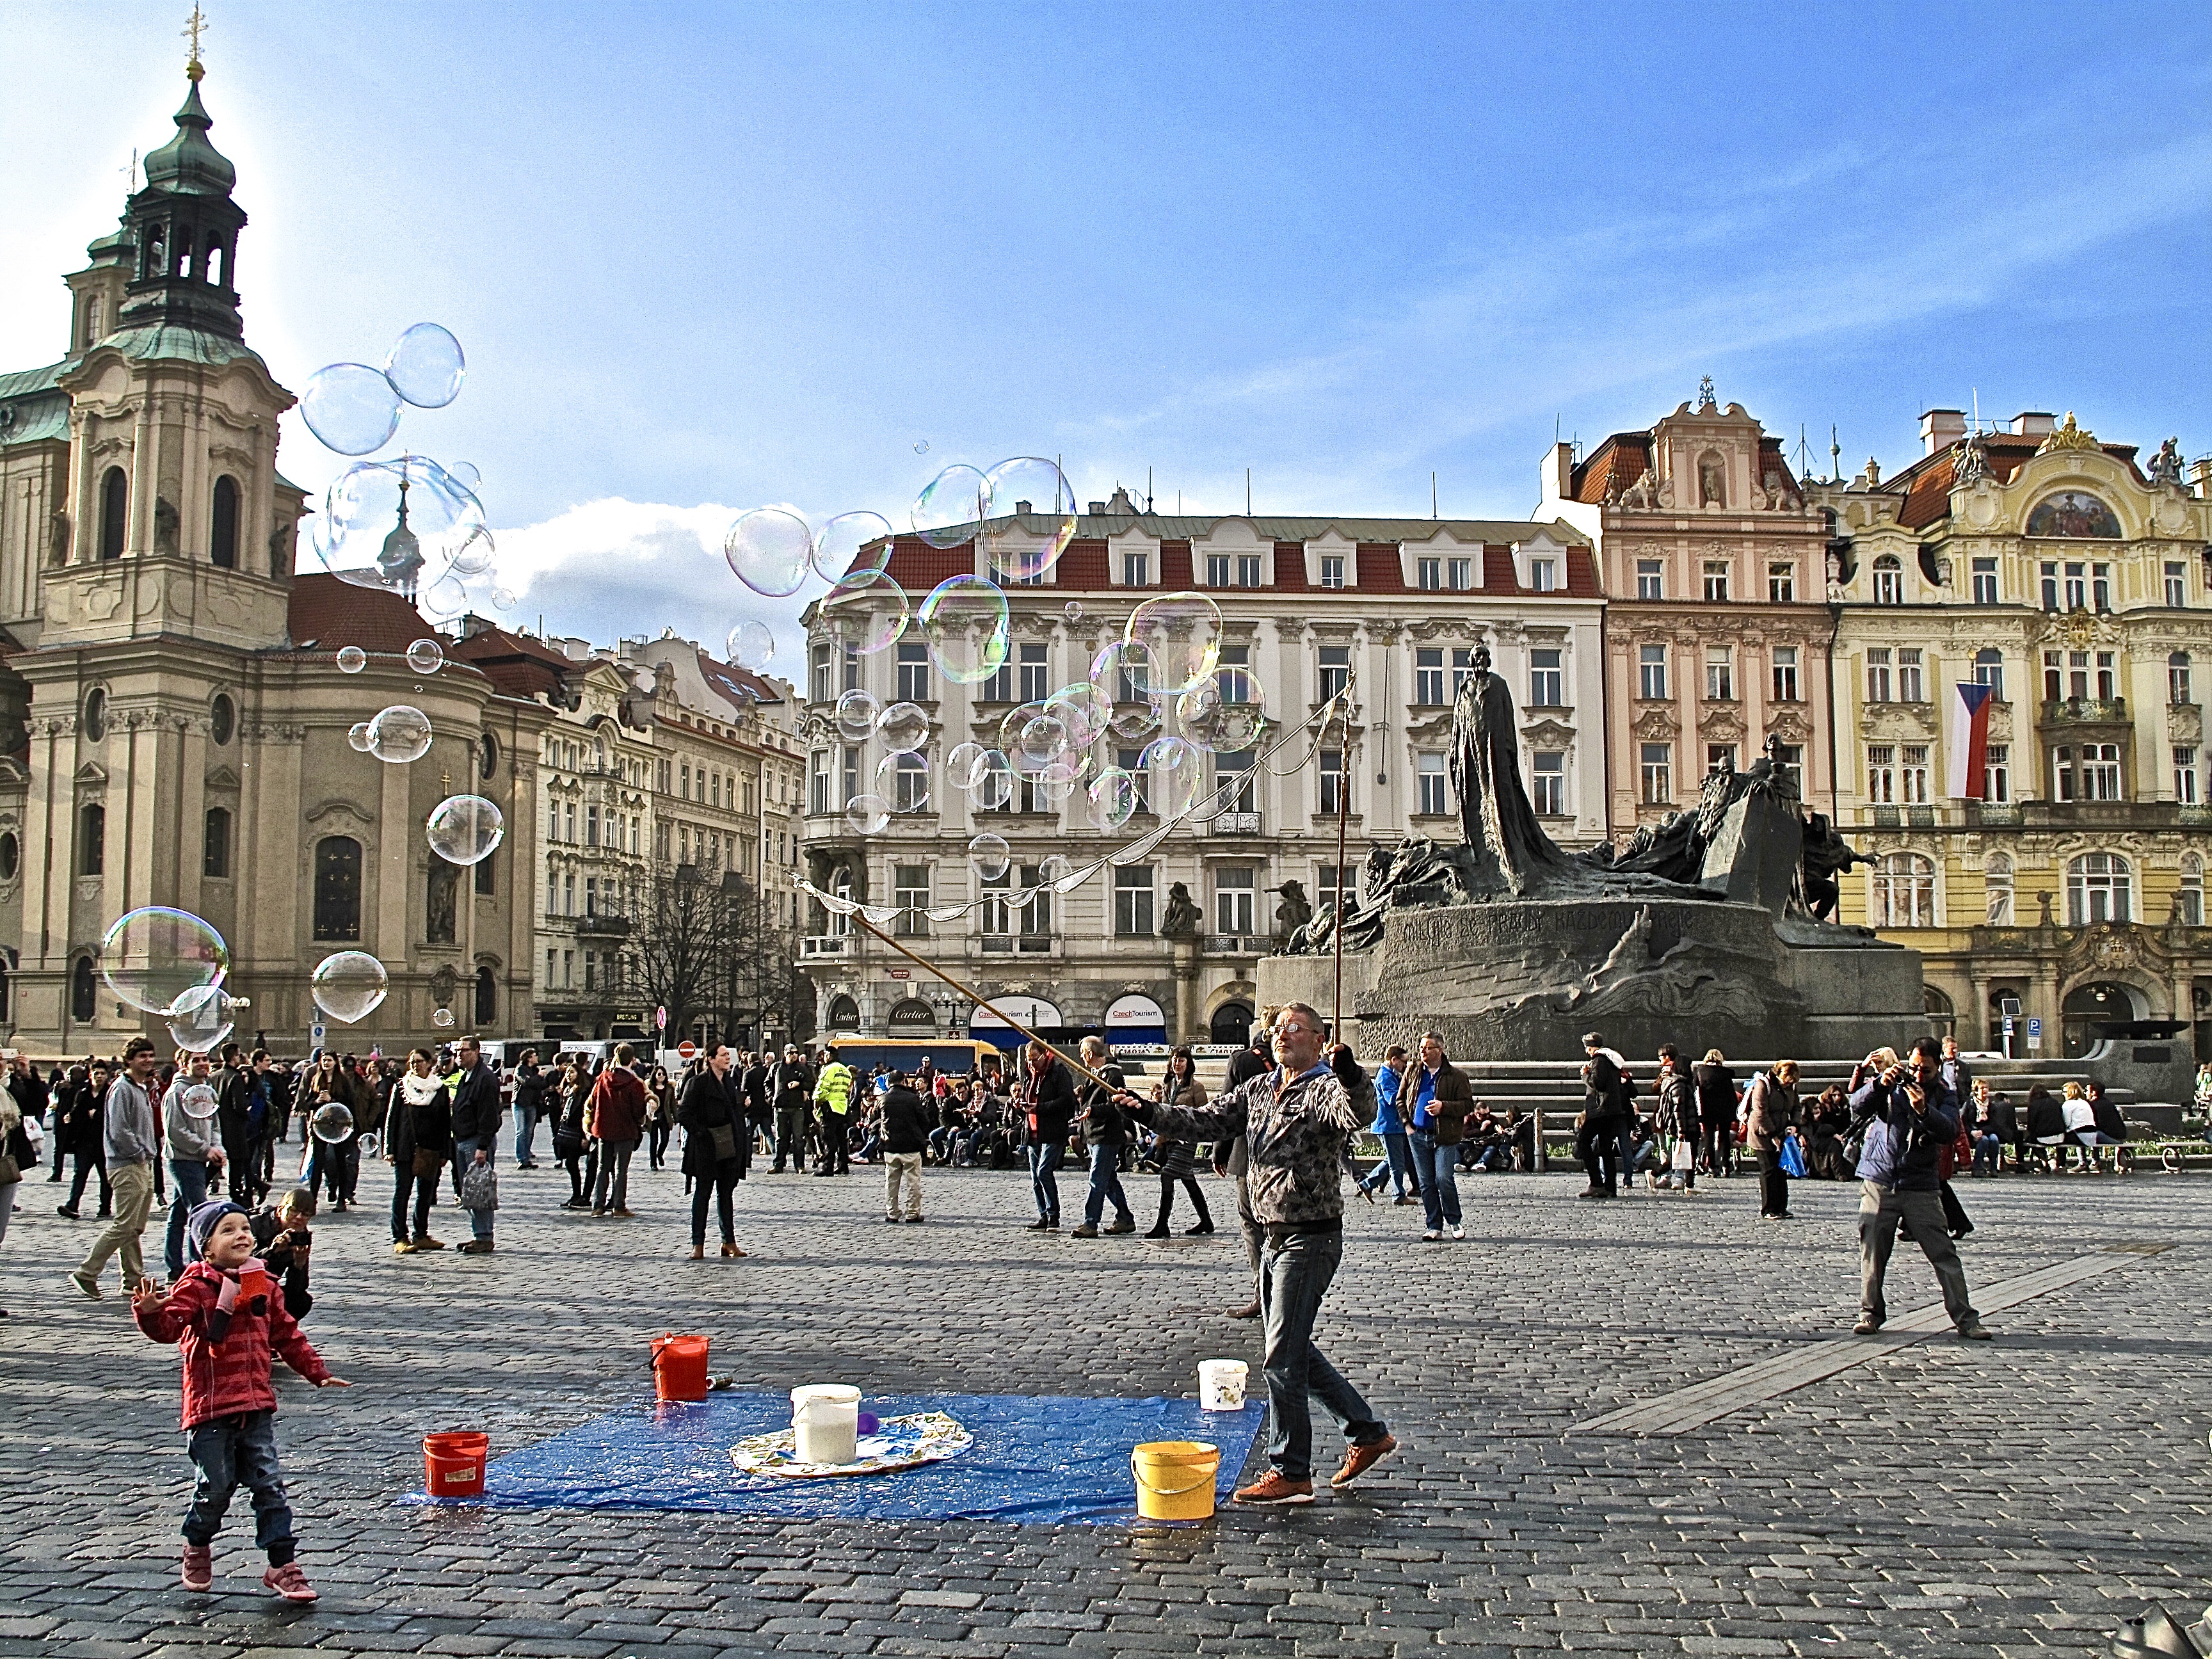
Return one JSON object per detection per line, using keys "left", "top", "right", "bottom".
{"left": 1198, "top": 1358, "right": 1248, "bottom": 1411}
{"left": 790, "top": 1384, "right": 861, "bottom": 1465}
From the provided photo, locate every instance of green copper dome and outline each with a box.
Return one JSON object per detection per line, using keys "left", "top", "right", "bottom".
{"left": 141, "top": 79, "right": 236, "bottom": 198}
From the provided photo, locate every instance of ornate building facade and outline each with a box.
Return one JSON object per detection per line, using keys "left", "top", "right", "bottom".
{"left": 0, "top": 70, "right": 552, "bottom": 1050}
{"left": 1539, "top": 383, "right": 1836, "bottom": 840}
{"left": 795, "top": 497, "right": 1605, "bottom": 1048}
{"left": 1807, "top": 410, "right": 2212, "bottom": 1058}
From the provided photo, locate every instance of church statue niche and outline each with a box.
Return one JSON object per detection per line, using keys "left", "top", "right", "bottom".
{"left": 1697, "top": 451, "right": 1726, "bottom": 508}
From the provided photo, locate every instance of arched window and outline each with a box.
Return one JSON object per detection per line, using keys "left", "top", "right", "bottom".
{"left": 143, "top": 226, "right": 166, "bottom": 280}
{"left": 70, "top": 956, "right": 97, "bottom": 1022}
{"left": 83, "top": 687, "right": 108, "bottom": 741}
{"left": 78, "top": 803, "right": 105, "bottom": 876}
{"left": 1923, "top": 984, "right": 1955, "bottom": 1039}
{"left": 1871, "top": 554, "right": 1903, "bottom": 606}
{"left": 205, "top": 234, "right": 225, "bottom": 287}
{"left": 313, "top": 836, "right": 363, "bottom": 940}
{"left": 479, "top": 730, "right": 499, "bottom": 780}
{"left": 176, "top": 228, "right": 194, "bottom": 278}
{"left": 825, "top": 995, "right": 861, "bottom": 1030}
{"left": 203, "top": 806, "right": 232, "bottom": 879}
{"left": 2180, "top": 853, "right": 2204, "bottom": 927}
{"left": 474, "top": 965, "right": 497, "bottom": 1025}
{"left": 210, "top": 693, "right": 235, "bottom": 746}
{"left": 1870, "top": 851, "right": 1935, "bottom": 927}
{"left": 99, "top": 468, "right": 128, "bottom": 560}
{"left": 1210, "top": 1001, "right": 1254, "bottom": 1045}
{"left": 2065, "top": 852, "right": 2131, "bottom": 926}
{"left": 1984, "top": 852, "right": 2014, "bottom": 924}
{"left": 210, "top": 476, "right": 239, "bottom": 568}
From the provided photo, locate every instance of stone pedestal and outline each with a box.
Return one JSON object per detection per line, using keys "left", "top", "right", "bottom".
{"left": 1171, "top": 937, "right": 1202, "bottom": 1045}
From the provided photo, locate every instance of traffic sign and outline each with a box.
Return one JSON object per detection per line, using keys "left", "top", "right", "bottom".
{"left": 677, "top": 1040, "right": 697, "bottom": 1061}
{"left": 655, "top": 1006, "right": 668, "bottom": 1030}
{"left": 310, "top": 1023, "right": 326, "bottom": 1045}
{"left": 2001, "top": 1015, "right": 2014, "bottom": 1035}
{"left": 2026, "top": 1016, "right": 2043, "bottom": 1050}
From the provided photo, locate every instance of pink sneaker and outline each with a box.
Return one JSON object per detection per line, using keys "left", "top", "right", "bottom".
{"left": 181, "top": 1543, "right": 212, "bottom": 1592}
{"left": 262, "top": 1562, "right": 317, "bottom": 1602}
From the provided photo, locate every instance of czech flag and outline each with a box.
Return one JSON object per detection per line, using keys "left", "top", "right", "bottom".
{"left": 1946, "top": 682, "right": 1994, "bottom": 799}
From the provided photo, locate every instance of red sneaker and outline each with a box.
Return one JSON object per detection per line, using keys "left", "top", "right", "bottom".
{"left": 262, "top": 1562, "right": 317, "bottom": 1603}
{"left": 1331, "top": 1432, "right": 1398, "bottom": 1487}
{"left": 1233, "top": 1471, "right": 1315, "bottom": 1506}
{"left": 181, "top": 1544, "right": 212, "bottom": 1592}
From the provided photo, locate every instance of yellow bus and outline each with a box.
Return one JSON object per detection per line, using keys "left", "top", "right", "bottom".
{"left": 826, "top": 1036, "right": 1004, "bottom": 1080}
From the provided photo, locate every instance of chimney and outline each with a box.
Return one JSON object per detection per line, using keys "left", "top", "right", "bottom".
{"left": 1087, "top": 501, "right": 1107, "bottom": 517}
{"left": 1919, "top": 408, "right": 1966, "bottom": 456}
{"left": 2010, "top": 411, "right": 2056, "bottom": 437}
{"left": 1545, "top": 441, "right": 1574, "bottom": 503}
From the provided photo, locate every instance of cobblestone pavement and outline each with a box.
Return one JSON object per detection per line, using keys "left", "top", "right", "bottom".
{"left": 3, "top": 1150, "right": 2207, "bottom": 1658}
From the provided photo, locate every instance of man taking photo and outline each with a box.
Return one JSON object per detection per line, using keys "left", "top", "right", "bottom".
{"left": 1847, "top": 1036, "right": 1992, "bottom": 1340}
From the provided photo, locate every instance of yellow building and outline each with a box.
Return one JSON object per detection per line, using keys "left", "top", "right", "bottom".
{"left": 1810, "top": 410, "right": 2212, "bottom": 1059}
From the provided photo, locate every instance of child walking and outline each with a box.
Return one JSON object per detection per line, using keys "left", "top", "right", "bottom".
{"left": 132, "top": 1198, "right": 350, "bottom": 1601}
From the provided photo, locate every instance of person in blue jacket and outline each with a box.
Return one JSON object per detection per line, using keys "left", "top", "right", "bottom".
{"left": 1354, "top": 1045, "right": 1416, "bottom": 1203}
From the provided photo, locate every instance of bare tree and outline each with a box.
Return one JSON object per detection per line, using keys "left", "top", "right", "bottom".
{"left": 625, "top": 858, "right": 745, "bottom": 1043}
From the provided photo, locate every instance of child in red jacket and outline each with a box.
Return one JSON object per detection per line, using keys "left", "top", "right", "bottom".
{"left": 132, "top": 1199, "right": 350, "bottom": 1601}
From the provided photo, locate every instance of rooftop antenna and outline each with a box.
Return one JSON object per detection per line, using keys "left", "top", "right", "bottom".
{"left": 1431, "top": 470, "right": 1439, "bottom": 519}
{"left": 1554, "top": 413, "right": 1561, "bottom": 445}
{"left": 120, "top": 148, "right": 138, "bottom": 195}
{"left": 1146, "top": 465, "right": 1153, "bottom": 513}
{"left": 1246, "top": 467, "right": 1252, "bottom": 516}
{"left": 1795, "top": 424, "right": 1814, "bottom": 479}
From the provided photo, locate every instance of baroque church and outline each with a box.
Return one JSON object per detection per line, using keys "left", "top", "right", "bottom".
{"left": 0, "top": 61, "right": 547, "bottom": 1052}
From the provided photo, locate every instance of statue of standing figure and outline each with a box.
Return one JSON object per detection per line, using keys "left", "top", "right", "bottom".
{"left": 1446, "top": 643, "right": 1565, "bottom": 895}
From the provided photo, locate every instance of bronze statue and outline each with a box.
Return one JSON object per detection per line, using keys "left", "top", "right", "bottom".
{"left": 1272, "top": 880, "right": 1313, "bottom": 942}
{"left": 1446, "top": 643, "right": 1564, "bottom": 895}
{"left": 1160, "top": 881, "right": 1200, "bottom": 938}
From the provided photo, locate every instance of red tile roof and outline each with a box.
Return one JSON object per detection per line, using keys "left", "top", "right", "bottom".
{"left": 879, "top": 536, "right": 978, "bottom": 593}
{"left": 1354, "top": 543, "right": 1404, "bottom": 593}
{"left": 449, "top": 623, "right": 574, "bottom": 700}
{"left": 1886, "top": 434, "right": 2144, "bottom": 532}
{"left": 1158, "top": 540, "right": 1193, "bottom": 588}
{"left": 1272, "top": 542, "right": 1309, "bottom": 592}
{"left": 1565, "top": 547, "right": 1601, "bottom": 598}
{"left": 1571, "top": 434, "right": 1652, "bottom": 504}
{"left": 1481, "top": 545, "right": 1520, "bottom": 594}
{"left": 1055, "top": 538, "right": 1110, "bottom": 588}
{"left": 285, "top": 573, "right": 442, "bottom": 656}
{"left": 696, "top": 651, "right": 783, "bottom": 709}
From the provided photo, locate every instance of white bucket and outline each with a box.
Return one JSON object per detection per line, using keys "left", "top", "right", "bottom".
{"left": 1198, "top": 1358, "right": 1248, "bottom": 1411}
{"left": 790, "top": 1384, "right": 861, "bottom": 1465}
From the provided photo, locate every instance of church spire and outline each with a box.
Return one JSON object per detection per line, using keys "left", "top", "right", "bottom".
{"left": 118, "top": 28, "right": 248, "bottom": 344}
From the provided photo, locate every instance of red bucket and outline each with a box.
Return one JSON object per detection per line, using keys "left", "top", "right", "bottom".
{"left": 652, "top": 1332, "right": 710, "bottom": 1402}
{"left": 422, "top": 1431, "right": 489, "bottom": 1497}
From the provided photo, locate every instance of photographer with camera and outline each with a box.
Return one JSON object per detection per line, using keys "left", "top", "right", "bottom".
{"left": 1847, "top": 1037, "right": 1992, "bottom": 1340}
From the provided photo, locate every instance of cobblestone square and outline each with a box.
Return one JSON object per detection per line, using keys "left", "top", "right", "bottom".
{"left": 3, "top": 1156, "right": 2206, "bottom": 1658}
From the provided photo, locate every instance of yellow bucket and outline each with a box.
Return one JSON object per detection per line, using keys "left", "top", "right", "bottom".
{"left": 1131, "top": 1439, "right": 1221, "bottom": 1522}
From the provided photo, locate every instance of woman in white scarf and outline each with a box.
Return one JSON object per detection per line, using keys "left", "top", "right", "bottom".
{"left": 387, "top": 1050, "right": 453, "bottom": 1254}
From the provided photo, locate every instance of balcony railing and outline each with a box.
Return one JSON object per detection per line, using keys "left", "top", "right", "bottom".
{"left": 801, "top": 934, "right": 850, "bottom": 958}
{"left": 1204, "top": 811, "right": 1262, "bottom": 835}
{"left": 1205, "top": 933, "right": 1261, "bottom": 954}
{"left": 2040, "top": 696, "right": 2128, "bottom": 725}
{"left": 575, "top": 913, "right": 631, "bottom": 938}
{"left": 979, "top": 934, "right": 1055, "bottom": 954}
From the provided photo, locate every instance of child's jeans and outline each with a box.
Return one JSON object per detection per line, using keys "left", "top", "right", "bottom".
{"left": 185, "top": 1409, "right": 296, "bottom": 1564}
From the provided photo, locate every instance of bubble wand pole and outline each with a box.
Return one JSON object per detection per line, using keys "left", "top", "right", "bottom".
{"left": 1332, "top": 701, "right": 1352, "bottom": 1046}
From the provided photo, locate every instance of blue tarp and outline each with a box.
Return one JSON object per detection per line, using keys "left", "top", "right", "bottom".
{"left": 403, "top": 1391, "right": 1267, "bottom": 1525}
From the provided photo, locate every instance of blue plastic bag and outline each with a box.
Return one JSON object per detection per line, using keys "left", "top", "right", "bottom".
{"left": 1778, "top": 1135, "right": 1807, "bottom": 1178}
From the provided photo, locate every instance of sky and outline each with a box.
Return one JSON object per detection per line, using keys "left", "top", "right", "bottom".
{"left": 5, "top": 2, "right": 2210, "bottom": 674}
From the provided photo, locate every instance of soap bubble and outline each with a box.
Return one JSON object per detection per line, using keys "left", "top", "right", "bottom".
{"left": 316, "top": 455, "right": 492, "bottom": 594}
{"left": 1044, "top": 682, "right": 1112, "bottom": 748}
{"left": 822, "top": 568, "right": 908, "bottom": 654}
{"left": 913, "top": 440, "right": 929, "bottom": 454}
{"left": 383, "top": 322, "right": 465, "bottom": 408}
{"left": 418, "top": 573, "right": 469, "bottom": 620}
{"left": 450, "top": 461, "right": 482, "bottom": 490}
{"left": 100, "top": 906, "right": 228, "bottom": 1016}
{"left": 431, "top": 1007, "right": 456, "bottom": 1029}
{"left": 310, "top": 1102, "right": 355, "bottom": 1144}
{"left": 491, "top": 587, "right": 518, "bottom": 610}
{"left": 970, "top": 749, "right": 1014, "bottom": 809}
{"left": 876, "top": 753, "right": 929, "bottom": 811}
{"left": 1109, "top": 700, "right": 1162, "bottom": 743}
{"left": 167, "top": 986, "right": 236, "bottom": 1057}
{"left": 979, "top": 456, "right": 1078, "bottom": 582}
{"left": 445, "top": 533, "right": 497, "bottom": 577}
{"left": 312, "top": 951, "right": 389, "bottom": 1023}
{"left": 1038, "top": 853, "right": 1071, "bottom": 886}
{"left": 426, "top": 794, "right": 505, "bottom": 865}
{"left": 878, "top": 701, "right": 931, "bottom": 755}
{"left": 917, "top": 575, "right": 1010, "bottom": 685}
{"left": 300, "top": 363, "right": 401, "bottom": 456}
{"left": 1048, "top": 857, "right": 1094, "bottom": 894}
{"left": 1143, "top": 735, "right": 1206, "bottom": 818}
{"left": 1177, "top": 668, "right": 1267, "bottom": 753}
{"left": 725, "top": 507, "right": 814, "bottom": 598}
{"left": 1014, "top": 713, "right": 1070, "bottom": 772}
{"left": 1064, "top": 601, "right": 1084, "bottom": 623}
{"left": 1087, "top": 767, "right": 1139, "bottom": 831}
{"left": 405, "top": 637, "right": 444, "bottom": 675}
{"left": 367, "top": 705, "right": 433, "bottom": 764}
{"left": 968, "top": 833, "right": 1011, "bottom": 880}
{"left": 834, "top": 689, "right": 881, "bottom": 743}
{"left": 846, "top": 794, "right": 890, "bottom": 835}
{"left": 1127, "top": 593, "right": 1221, "bottom": 696}
{"left": 358, "top": 1133, "right": 380, "bottom": 1158}
{"left": 726, "top": 620, "right": 775, "bottom": 669}
{"left": 335, "top": 645, "right": 367, "bottom": 674}
{"left": 346, "top": 721, "right": 373, "bottom": 753}
{"left": 177, "top": 1081, "right": 220, "bottom": 1121}
{"left": 1090, "top": 636, "right": 1153, "bottom": 703}
{"left": 812, "top": 510, "right": 895, "bottom": 582}
{"left": 944, "top": 740, "right": 989, "bottom": 792}
{"left": 912, "top": 464, "right": 987, "bottom": 549}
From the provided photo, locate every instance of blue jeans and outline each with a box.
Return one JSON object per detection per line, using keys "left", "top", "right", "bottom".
{"left": 1971, "top": 1132, "right": 2001, "bottom": 1175}
{"left": 453, "top": 1137, "right": 494, "bottom": 1241}
{"left": 1409, "top": 1130, "right": 1461, "bottom": 1230}
{"left": 165, "top": 1157, "right": 211, "bottom": 1280}
{"left": 513, "top": 1105, "right": 537, "bottom": 1164}
{"left": 1029, "top": 1139, "right": 1064, "bottom": 1223}
{"left": 1082, "top": 1141, "right": 1132, "bottom": 1227}
{"left": 1359, "top": 1130, "right": 1415, "bottom": 1196}
{"left": 1259, "top": 1229, "right": 1388, "bottom": 1482}
{"left": 184, "top": 1408, "right": 294, "bottom": 1562}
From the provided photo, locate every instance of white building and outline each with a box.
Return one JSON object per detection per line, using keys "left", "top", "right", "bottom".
{"left": 796, "top": 494, "right": 1603, "bottom": 1048}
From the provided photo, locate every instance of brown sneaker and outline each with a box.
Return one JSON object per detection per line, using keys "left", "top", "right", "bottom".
{"left": 1226, "top": 1299, "right": 1262, "bottom": 1320}
{"left": 262, "top": 1562, "right": 317, "bottom": 1602}
{"left": 1233, "top": 1471, "right": 1315, "bottom": 1506}
{"left": 181, "top": 1543, "right": 212, "bottom": 1592}
{"left": 1331, "top": 1433, "right": 1397, "bottom": 1487}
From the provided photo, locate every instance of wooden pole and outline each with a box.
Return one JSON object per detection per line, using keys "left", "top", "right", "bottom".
{"left": 1331, "top": 705, "right": 1351, "bottom": 1046}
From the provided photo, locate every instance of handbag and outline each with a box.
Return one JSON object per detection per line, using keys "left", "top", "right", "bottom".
{"left": 1670, "top": 1138, "right": 1694, "bottom": 1173}
{"left": 708, "top": 1123, "right": 739, "bottom": 1162}
{"left": 412, "top": 1147, "right": 445, "bottom": 1178}
{"left": 0, "top": 1151, "right": 19, "bottom": 1186}
{"left": 1778, "top": 1136, "right": 1807, "bottom": 1178}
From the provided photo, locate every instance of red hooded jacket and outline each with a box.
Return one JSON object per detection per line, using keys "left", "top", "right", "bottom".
{"left": 135, "top": 1260, "right": 331, "bottom": 1428}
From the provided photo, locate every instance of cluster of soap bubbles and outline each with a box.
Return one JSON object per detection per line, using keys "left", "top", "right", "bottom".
{"left": 347, "top": 703, "right": 433, "bottom": 764}
{"left": 300, "top": 323, "right": 465, "bottom": 456}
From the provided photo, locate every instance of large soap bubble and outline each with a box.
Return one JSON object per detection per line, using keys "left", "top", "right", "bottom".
{"left": 426, "top": 794, "right": 505, "bottom": 865}
{"left": 1177, "top": 668, "right": 1267, "bottom": 753}
{"left": 911, "top": 465, "right": 987, "bottom": 549}
{"left": 979, "top": 456, "right": 1078, "bottom": 583}
{"left": 367, "top": 705, "right": 433, "bottom": 764}
{"left": 310, "top": 1102, "right": 355, "bottom": 1144}
{"left": 316, "top": 455, "right": 492, "bottom": 595}
{"left": 878, "top": 701, "right": 931, "bottom": 755}
{"left": 876, "top": 753, "right": 930, "bottom": 812}
{"left": 300, "top": 363, "right": 401, "bottom": 456}
{"left": 822, "top": 568, "right": 908, "bottom": 655}
{"left": 1090, "top": 637, "right": 1152, "bottom": 702}
{"left": 100, "top": 906, "right": 228, "bottom": 1016}
{"left": 167, "top": 986, "right": 237, "bottom": 1057}
{"left": 405, "top": 637, "right": 444, "bottom": 675}
{"left": 834, "top": 689, "right": 881, "bottom": 743}
{"left": 176, "top": 1081, "right": 220, "bottom": 1121}
{"left": 383, "top": 322, "right": 465, "bottom": 408}
{"left": 335, "top": 645, "right": 367, "bottom": 674}
{"left": 1087, "top": 767, "right": 1139, "bottom": 831}
{"left": 312, "top": 951, "right": 389, "bottom": 1023}
{"left": 845, "top": 794, "right": 890, "bottom": 835}
{"left": 1142, "top": 734, "right": 1206, "bottom": 819}
{"left": 970, "top": 749, "right": 1015, "bottom": 810}
{"left": 726, "top": 620, "right": 775, "bottom": 670}
{"left": 944, "top": 741, "right": 989, "bottom": 792}
{"left": 1126, "top": 593, "right": 1222, "bottom": 696}
{"left": 812, "top": 510, "right": 894, "bottom": 582}
{"left": 968, "top": 833, "right": 1011, "bottom": 880}
{"left": 725, "top": 507, "right": 813, "bottom": 598}
{"left": 917, "top": 575, "right": 1010, "bottom": 686}
{"left": 1044, "top": 681, "right": 1113, "bottom": 749}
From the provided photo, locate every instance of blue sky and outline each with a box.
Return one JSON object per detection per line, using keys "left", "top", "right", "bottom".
{"left": 5, "top": 2, "right": 2209, "bottom": 671}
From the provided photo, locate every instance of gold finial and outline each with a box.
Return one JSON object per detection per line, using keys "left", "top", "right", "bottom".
{"left": 183, "top": 4, "right": 208, "bottom": 79}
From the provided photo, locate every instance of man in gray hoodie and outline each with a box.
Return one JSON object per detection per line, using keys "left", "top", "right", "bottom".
{"left": 163, "top": 1053, "right": 225, "bottom": 1279}
{"left": 72, "top": 1037, "right": 164, "bottom": 1299}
